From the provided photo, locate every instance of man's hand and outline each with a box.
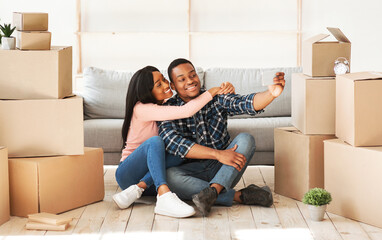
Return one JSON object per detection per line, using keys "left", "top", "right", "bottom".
{"left": 268, "top": 72, "right": 285, "bottom": 98}
{"left": 215, "top": 144, "right": 246, "bottom": 171}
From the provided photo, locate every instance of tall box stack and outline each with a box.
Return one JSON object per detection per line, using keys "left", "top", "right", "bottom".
{"left": 13, "top": 12, "right": 51, "bottom": 50}
{"left": 274, "top": 27, "right": 350, "bottom": 200}
{"left": 325, "top": 71, "right": 382, "bottom": 228}
{"left": 0, "top": 12, "right": 105, "bottom": 218}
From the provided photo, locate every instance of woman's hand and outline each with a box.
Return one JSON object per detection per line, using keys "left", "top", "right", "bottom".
{"left": 208, "top": 82, "right": 236, "bottom": 97}
{"left": 218, "top": 82, "right": 235, "bottom": 95}
{"left": 207, "top": 87, "right": 222, "bottom": 97}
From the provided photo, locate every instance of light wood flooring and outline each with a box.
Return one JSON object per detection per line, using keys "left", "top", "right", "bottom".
{"left": 1, "top": 166, "right": 382, "bottom": 240}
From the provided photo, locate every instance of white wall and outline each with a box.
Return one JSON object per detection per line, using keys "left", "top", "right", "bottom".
{"left": 302, "top": 0, "right": 382, "bottom": 72}
{"left": 1, "top": 0, "right": 381, "bottom": 76}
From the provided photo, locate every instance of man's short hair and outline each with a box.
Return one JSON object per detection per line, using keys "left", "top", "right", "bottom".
{"left": 167, "top": 58, "right": 195, "bottom": 82}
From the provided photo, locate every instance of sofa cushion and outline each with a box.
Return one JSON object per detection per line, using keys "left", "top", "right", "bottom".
{"left": 84, "top": 119, "right": 124, "bottom": 153}
{"left": 82, "top": 66, "right": 204, "bottom": 119}
{"left": 82, "top": 67, "right": 133, "bottom": 119}
{"left": 204, "top": 67, "right": 302, "bottom": 118}
{"left": 228, "top": 116, "right": 292, "bottom": 151}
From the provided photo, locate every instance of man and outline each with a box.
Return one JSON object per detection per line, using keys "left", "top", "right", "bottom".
{"left": 158, "top": 58, "right": 285, "bottom": 216}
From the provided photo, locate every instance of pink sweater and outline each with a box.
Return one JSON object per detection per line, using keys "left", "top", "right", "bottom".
{"left": 120, "top": 91, "right": 213, "bottom": 162}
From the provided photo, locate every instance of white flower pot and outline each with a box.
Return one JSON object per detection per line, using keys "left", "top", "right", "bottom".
{"left": 2, "top": 37, "right": 15, "bottom": 50}
{"left": 307, "top": 204, "right": 327, "bottom": 221}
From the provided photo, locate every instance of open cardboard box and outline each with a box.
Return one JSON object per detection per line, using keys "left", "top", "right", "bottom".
{"left": 303, "top": 27, "right": 351, "bottom": 77}
{"left": 274, "top": 127, "right": 336, "bottom": 200}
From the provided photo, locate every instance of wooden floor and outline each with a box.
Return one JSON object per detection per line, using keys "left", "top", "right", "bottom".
{"left": 1, "top": 166, "right": 382, "bottom": 240}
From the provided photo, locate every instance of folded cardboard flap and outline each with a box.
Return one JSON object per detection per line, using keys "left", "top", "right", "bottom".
{"left": 26, "top": 221, "right": 69, "bottom": 231}
{"left": 327, "top": 27, "right": 351, "bottom": 43}
{"left": 28, "top": 212, "right": 72, "bottom": 226}
{"left": 304, "top": 34, "right": 330, "bottom": 44}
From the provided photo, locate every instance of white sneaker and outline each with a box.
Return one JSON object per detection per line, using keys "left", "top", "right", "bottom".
{"left": 113, "top": 185, "right": 144, "bottom": 209}
{"left": 154, "top": 192, "right": 195, "bottom": 218}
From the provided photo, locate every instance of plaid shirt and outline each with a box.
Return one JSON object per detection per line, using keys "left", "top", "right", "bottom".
{"left": 158, "top": 91, "right": 263, "bottom": 159}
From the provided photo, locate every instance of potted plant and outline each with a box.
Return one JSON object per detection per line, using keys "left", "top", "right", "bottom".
{"left": 302, "top": 188, "right": 332, "bottom": 221}
{"left": 0, "top": 23, "right": 16, "bottom": 50}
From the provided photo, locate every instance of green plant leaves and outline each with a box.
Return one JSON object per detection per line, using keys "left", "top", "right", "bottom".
{"left": 302, "top": 188, "right": 332, "bottom": 206}
{"left": 0, "top": 23, "right": 16, "bottom": 38}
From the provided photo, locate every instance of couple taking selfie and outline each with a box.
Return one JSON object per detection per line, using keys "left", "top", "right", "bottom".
{"left": 113, "top": 58, "right": 285, "bottom": 218}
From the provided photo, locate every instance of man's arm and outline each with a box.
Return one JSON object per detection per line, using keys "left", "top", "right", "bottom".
{"left": 253, "top": 72, "right": 285, "bottom": 111}
{"left": 185, "top": 144, "right": 246, "bottom": 171}
{"left": 158, "top": 120, "right": 246, "bottom": 171}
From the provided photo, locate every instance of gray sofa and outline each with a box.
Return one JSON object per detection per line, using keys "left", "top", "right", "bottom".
{"left": 80, "top": 66, "right": 301, "bottom": 165}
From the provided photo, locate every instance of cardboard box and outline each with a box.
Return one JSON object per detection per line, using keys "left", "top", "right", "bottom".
{"left": 274, "top": 127, "right": 335, "bottom": 201}
{"left": 9, "top": 148, "right": 105, "bottom": 217}
{"left": 16, "top": 30, "right": 51, "bottom": 50}
{"left": 336, "top": 72, "right": 382, "bottom": 146}
{"left": 0, "top": 96, "right": 84, "bottom": 158}
{"left": 292, "top": 73, "right": 335, "bottom": 134}
{"left": 303, "top": 27, "right": 351, "bottom": 77}
{"left": 325, "top": 139, "right": 382, "bottom": 228}
{"left": 0, "top": 147, "right": 10, "bottom": 226}
{"left": 0, "top": 46, "right": 72, "bottom": 99}
{"left": 13, "top": 12, "right": 48, "bottom": 31}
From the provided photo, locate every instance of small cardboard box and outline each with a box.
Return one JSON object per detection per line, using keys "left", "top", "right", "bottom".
{"left": 9, "top": 148, "right": 105, "bottom": 217}
{"left": 0, "top": 147, "right": 10, "bottom": 226}
{"left": 303, "top": 27, "right": 351, "bottom": 77}
{"left": 336, "top": 72, "right": 382, "bottom": 146}
{"left": 0, "top": 46, "right": 72, "bottom": 99}
{"left": 274, "top": 127, "right": 335, "bottom": 201}
{"left": 16, "top": 30, "right": 51, "bottom": 50}
{"left": 325, "top": 139, "right": 382, "bottom": 228}
{"left": 13, "top": 12, "right": 48, "bottom": 31}
{"left": 0, "top": 96, "right": 84, "bottom": 158}
{"left": 292, "top": 73, "right": 335, "bottom": 134}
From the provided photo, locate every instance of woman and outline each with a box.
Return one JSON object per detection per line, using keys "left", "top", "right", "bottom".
{"left": 113, "top": 66, "right": 234, "bottom": 218}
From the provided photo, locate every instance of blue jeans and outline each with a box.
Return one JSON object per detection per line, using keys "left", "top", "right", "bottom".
{"left": 166, "top": 133, "right": 256, "bottom": 206}
{"left": 115, "top": 136, "right": 183, "bottom": 195}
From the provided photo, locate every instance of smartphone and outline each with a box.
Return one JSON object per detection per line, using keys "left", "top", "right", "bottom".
{"left": 261, "top": 70, "right": 278, "bottom": 86}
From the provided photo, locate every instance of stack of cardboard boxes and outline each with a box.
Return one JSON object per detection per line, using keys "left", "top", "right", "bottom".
{"left": 0, "top": 12, "right": 105, "bottom": 220}
{"left": 274, "top": 27, "right": 382, "bottom": 228}
{"left": 325, "top": 71, "right": 382, "bottom": 227}
{"left": 14, "top": 12, "right": 51, "bottom": 50}
{"left": 273, "top": 28, "right": 348, "bottom": 201}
